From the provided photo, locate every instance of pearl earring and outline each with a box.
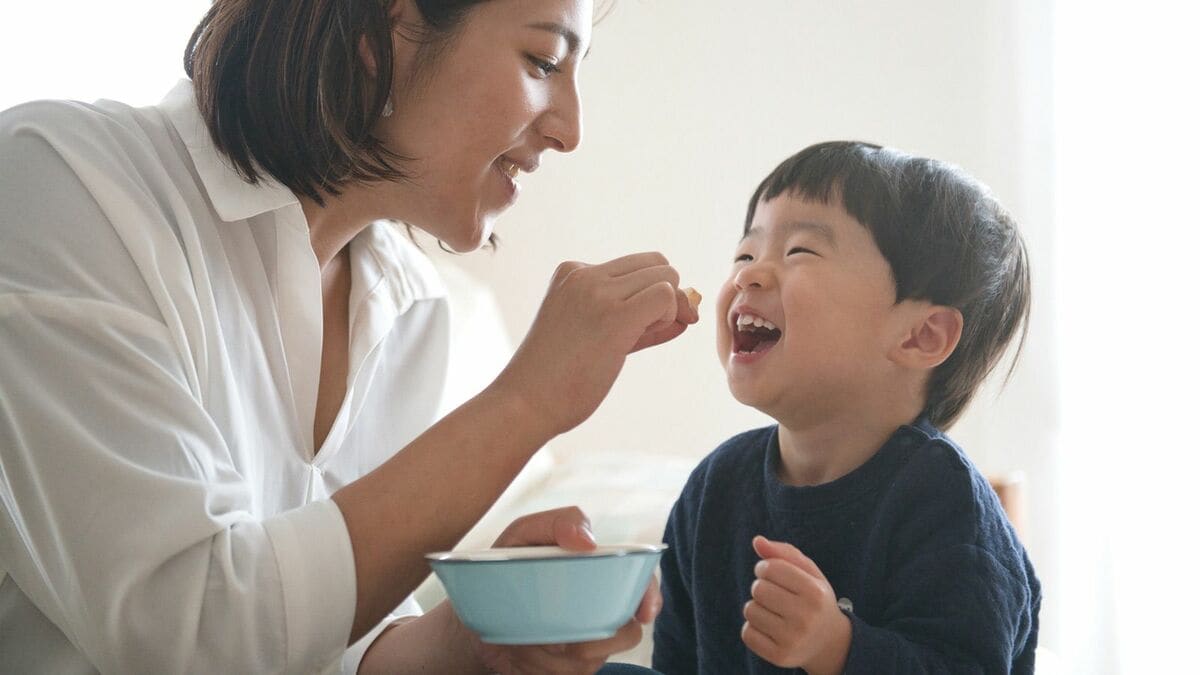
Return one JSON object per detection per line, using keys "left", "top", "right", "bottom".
{"left": 382, "top": 98, "right": 394, "bottom": 118}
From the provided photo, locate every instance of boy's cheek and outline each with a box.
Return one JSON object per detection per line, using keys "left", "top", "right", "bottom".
{"left": 714, "top": 282, "right": 738, "bottom": 354}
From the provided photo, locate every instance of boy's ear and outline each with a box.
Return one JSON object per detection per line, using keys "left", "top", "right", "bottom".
{"left": 889, "top": 303, "right": 963, "bottom": 371}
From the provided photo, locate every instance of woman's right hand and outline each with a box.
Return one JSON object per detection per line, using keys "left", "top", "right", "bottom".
{"left": 492, "top": 252, "right": 698, "bottom": 437}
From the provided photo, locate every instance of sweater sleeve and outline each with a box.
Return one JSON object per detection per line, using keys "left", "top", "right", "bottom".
{"left": 842, "top": 543, "right": 1035, "bottom": 674}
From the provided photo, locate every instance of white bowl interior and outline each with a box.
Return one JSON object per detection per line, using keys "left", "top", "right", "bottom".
{"left": 426, "top": 543, "right": 665, "bottom": 562}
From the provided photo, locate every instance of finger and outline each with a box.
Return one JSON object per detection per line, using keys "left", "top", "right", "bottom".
{"left": 593, "top": 251, "right": 670, "bottom": 277}
{"left": 749, "top": 576, "right": 808, "bottom": 620}
{"left": 508, "top": 622, "right": 639, "bottom": 674}
{"left": 610, "top": 264, "right": 681, "bottom": 302}
{"left": 743, "top": 597, "right": 789, "bottom": 641}
{"left": 753, "top": 556, "right": 827, "bottom": 599}
{"left": 561, "top": 619, "right": 643, "bottom": 660}
{"left": 493, "top": 506, "right": 596, "bottom": 551}
{"left": 740, "top": 620, "right": 783, "bottom": 665}
{"left": 624, "top": 280, "right": 679, "bottom": 335}
{"left": 634, "top": 574, "right": 662, "bottom": 623}
{"left": 753, "top": 535, "right": 828, "bottom": 582}
{"left": 629, "top": 318, "right": 688, "bottom": 354}
{"left": 509, "top": 645, "right": 606, "bottom": 675}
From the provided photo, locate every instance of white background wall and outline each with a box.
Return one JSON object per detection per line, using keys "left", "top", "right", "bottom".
{"left": 5, "top": 1, "right": 1198, "bottom": 671}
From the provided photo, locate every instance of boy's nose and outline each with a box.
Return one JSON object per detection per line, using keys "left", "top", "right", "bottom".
{"left": 733, "top": 263, "right": 770, "bottom": 290}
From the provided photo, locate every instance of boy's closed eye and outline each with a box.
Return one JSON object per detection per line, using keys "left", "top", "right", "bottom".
{"left": 733, "top": 247, "right": 819, "bottom": 263}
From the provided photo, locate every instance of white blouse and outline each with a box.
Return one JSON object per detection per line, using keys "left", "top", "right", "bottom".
{"left": 0, "top": 81, "right": 451, "bottom": 674}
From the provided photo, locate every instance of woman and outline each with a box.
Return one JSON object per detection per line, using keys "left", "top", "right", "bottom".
{"left": 0, "top": 0, "right": 696, "bottom": 672}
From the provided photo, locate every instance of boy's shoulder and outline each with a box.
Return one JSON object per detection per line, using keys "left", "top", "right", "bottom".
{"left": 888, "top": 419, "right": 1024, "bottom": 558}
{"left": 695, "top": 424, "right": 776, "bottom": 473}
{"left": 677, "top": 425, "right": 775, "bottom": 497}
{"left": 898, "top": 419, "right": 978, "bottom": 483}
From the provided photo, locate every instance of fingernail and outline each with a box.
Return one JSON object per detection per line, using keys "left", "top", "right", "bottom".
{"left": 755, "top": 560, "right": 768, "bottom": 576}
{"left": 577, "top": 523, "right": 596, "bottom": 544}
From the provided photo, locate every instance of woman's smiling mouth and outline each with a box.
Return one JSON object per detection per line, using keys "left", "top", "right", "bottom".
{"left": 497, "top": 156, "right": 520, "bottom": 180}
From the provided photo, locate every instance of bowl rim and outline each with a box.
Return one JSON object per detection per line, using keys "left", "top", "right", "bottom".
{"left": 425, "top": 543, "right": 667, "bottom": 564}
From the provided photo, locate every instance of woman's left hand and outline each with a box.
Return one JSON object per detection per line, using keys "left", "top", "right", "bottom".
{"left": 467, "top": 506, "right": 662, "bottom": 674}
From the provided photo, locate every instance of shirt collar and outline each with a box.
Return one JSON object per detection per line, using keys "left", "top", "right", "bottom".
{"left": 159, "top": 79, "right": 299, "bottom": 223}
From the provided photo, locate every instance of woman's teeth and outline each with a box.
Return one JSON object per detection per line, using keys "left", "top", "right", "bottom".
{"left": 499, "top": 158, "right": 520, "bottom": 179}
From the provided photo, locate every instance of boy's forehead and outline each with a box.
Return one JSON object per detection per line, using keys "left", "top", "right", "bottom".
{"left": 743, "top": 196, "right": 848, "bottom": 245}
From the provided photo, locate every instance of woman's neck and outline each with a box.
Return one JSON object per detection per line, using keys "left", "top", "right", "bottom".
{"left": 298, "top": 183, "right": 394, "bottom": 270}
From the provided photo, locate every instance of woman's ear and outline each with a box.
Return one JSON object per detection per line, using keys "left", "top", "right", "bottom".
{"left": 359, "top": 0, "right": 418, "bottom": 78}
{"left": 358, "top": 35, "right": 379, "bottom": 78}
{"left": 889, "top": 304, "right": 963, "bottom": 371}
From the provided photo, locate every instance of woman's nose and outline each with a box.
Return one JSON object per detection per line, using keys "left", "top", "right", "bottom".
{"left": 540, "top": 82, "right": 582, "bottom": 153}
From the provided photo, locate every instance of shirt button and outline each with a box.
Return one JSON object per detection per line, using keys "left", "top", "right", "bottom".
{"left": 311, "top": 465, "right": 323, "bottom": 476}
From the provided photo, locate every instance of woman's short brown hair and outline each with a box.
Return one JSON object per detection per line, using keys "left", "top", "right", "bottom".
{"left": 184, "top": 0, "right": 489, "bottom": 205}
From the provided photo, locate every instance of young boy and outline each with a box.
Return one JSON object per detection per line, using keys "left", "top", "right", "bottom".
{"left": 653, "top": 141, "right": 1039, "bottom": 674}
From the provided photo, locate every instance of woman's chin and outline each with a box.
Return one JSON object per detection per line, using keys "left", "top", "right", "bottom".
{"left": 443, "top": 232, "right": 489, "bottom": 253}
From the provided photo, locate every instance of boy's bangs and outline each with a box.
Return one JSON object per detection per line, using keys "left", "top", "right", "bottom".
{"left": 743, "top": 141, "right": 894, "bottom": 236}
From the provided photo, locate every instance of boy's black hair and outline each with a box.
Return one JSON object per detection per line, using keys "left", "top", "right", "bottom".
{"left": 745, "top": 141, "right": 1031, "bottom": 428}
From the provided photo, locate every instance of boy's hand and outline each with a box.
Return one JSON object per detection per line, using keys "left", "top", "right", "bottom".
{"left": 741, "top": 535, "right": 852, "bottom": 675}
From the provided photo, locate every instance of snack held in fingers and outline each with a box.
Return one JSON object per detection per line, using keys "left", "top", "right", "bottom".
{"left": 683, "top": 287, "right": 702, "bottom": 311}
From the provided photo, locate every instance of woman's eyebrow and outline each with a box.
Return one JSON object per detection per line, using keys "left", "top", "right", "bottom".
{"left": 525, "top": 21, "right": 591, "bottom": 59}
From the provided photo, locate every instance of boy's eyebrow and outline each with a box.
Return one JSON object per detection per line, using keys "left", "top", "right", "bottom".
{"left": 743, "top": 221, "right": 839, "bottom": 249}
{"left": 526, "top": 21, "right": 591, "bottom": 59}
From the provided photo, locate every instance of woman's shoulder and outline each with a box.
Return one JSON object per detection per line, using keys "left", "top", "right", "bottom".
{"left": 0, "top": 96, "right": 154, "bottom": 158}
{"left": 0, "top": 95, "right": 188, "bottom": 209}
{"left": 0, "top": 96, "right": 193, "bottom": 317}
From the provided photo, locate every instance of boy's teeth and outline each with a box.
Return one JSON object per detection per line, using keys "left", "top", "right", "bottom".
{"left": 736, "top": 314, "right": 777, "bottom": 331}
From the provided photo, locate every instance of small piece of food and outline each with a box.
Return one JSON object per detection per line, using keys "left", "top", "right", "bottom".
{"left": 683, "top": 287, "right": 702, "bottom": 311}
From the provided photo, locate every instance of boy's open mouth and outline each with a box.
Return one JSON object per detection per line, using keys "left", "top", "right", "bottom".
{"left": 733, "top": 313, "right": 782, "bottom": 354}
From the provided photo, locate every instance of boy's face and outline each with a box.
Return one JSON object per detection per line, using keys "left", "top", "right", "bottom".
{"left": 716, "top": 194, "right": 906, "bottom": 425}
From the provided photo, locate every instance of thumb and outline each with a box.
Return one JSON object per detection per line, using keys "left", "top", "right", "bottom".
{"left": 752, "top": 535, "right": 828, "bottom": 582}
{"left": 493, "top": 506, "right": 597, "bottom": 552}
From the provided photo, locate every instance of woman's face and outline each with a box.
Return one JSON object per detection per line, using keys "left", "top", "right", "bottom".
{"left": 381, "top": 0, "right": 593, "bottom": 252}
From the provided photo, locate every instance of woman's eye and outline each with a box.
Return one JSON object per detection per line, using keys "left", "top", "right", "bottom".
{"left": 734, "top": 253, "right": 753, "bottom": 263}
{"left": 526, "top": 55, "right": 560, "bottom": 77}
{"left": 787, "top": 247, "right": 816, "bottom": 256}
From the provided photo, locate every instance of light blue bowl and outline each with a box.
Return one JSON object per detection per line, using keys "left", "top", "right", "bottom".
{"left": 426, "top": 544, "right": 665, "bottom": 645}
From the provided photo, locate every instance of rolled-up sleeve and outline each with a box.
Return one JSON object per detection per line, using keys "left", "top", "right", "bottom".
{"left": 0, "top": 294, "right": 356, "bottom": 674}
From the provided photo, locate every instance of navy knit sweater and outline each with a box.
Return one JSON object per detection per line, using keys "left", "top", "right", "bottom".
{"left": 652, "top": 419, "right": 1040, "bottom": 674}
